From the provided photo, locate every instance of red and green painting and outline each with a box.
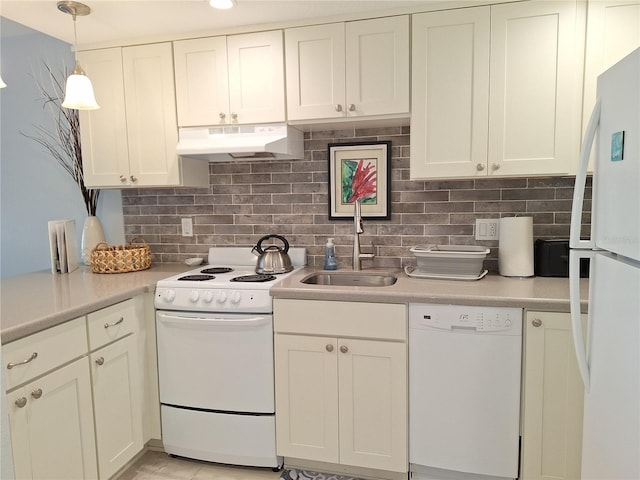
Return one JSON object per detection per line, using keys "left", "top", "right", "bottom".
{"left": 341, "top": 157, "right": 377, "bottom": 205}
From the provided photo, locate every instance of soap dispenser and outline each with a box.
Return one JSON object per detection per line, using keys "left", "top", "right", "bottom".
{"left": 324, "top": 238, "right": 338, "bottom": 270}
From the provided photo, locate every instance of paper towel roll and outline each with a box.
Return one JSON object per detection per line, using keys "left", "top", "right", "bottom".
{"left": 498, "top": 216, "right": 534, "bottom": 277}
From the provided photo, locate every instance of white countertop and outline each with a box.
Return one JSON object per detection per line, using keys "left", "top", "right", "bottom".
{"left": 0, "top": 264, "right": 589, "bottom": 344}
{"left": 270, "top": 267, "right": 590, "bottom": 312}
{"left": 0, "top": 264, "right": 189, "bottom": 344}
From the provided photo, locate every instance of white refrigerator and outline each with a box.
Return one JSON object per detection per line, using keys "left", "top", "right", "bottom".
{"left": 570, "top": 48, "right": 640, "bottom": 479}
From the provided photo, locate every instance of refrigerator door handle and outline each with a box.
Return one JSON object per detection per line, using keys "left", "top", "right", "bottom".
{"left": 569, "top": 250, "right": 591, "bottom": 392}
{"left": 570, "top": 99, "right": 601, "bottom": 250}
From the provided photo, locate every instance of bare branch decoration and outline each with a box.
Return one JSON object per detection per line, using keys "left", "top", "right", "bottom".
{"left": 22, "top": 62, "right": 99, "bottom": 216}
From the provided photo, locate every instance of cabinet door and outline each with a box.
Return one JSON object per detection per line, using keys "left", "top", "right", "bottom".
{"left": 337, "top": 338, "right": 407, "bottom": 473}
{"left": 488, "top": 1, "right": 583, "bottom": 176}
{"left": 91, "top": 334, "right": 143, "bottom": 480}
{"left": 521, "top": 311, "right": 585, "bottom": 480}
{"left": 274, "top": 334, "right": 339, "bottom": 463}
{"left": 78, "top": 48, "right": 131, "bottom": 188}
{"left": 7, "top": 357, "right": 98, "bottom": 480}
{"left": 285, "top": 23, "right": 346, "bottom": 121}
{"left": 582, "top": 1, "right": 640, "bottom": 169}
{"left": 122, "top": 42, "right": 181, "bottom": 186}
{"left": 227, "top": 30, "right": 286, "bottom": 124}
{"left": 345, "top": 16, "right": 409, "bottom": 117}
{"left": 410, "top": 7, "right": 490, "bottom": 179}
{"left": 174, "top": 36, "right": 230, "bottom": 127}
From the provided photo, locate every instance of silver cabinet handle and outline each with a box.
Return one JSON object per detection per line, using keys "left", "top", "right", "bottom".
{"left": 14, "top": 397, "right": 27, "bottom": 408}
{"left": 129, "top": 175, "right": 137, "bottom": 183}
{"left": 476, "top": 163, "right": 485, "bottom": 171}
{"left": 120, "top": 175, "right": 127, "bottom": 183}
{"left": 491, "top": 163, "right": 501, "bottom": 171}
{"left": 340, "top": 345, "right": 349, "bottom": 354}
{"left": 348, "top": 104, "right": 356, "bottom": 112}
{"left": 326, "top": 344, "right": 334, "bottom": 352}
{"left": 335, "top": 104, "right": 343, "bottom": 112}
{"left": 219, "top": 112, "right": 226, "bottom": 120}
{"left": 7, "top": 352, "right": 38, "bottom": 370}
{"left": 231, "top": 112, "right": 238, "bottom": 120}
{"left": 31, "top": 388, "right": 43, "bottom": 399}
{"left": 532, "top": 318, "right": 543, "bottom": 328}
{"left": 95, "top": 357, "right": 105, "bottom": 366}
{"left": 104, "top": 317, "right": 124, "bottom": 329}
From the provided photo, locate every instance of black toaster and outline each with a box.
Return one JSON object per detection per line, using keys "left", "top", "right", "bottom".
{"left": 534, "top": 239, "right": 589, "bottom": 277}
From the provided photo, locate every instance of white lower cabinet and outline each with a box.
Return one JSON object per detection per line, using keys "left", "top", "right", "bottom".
{"left": 5, "top": 298, "right": 145, "bottom": 480}
{"left": 520, "top": 311, "right": 585, "bottom": 480}
{"left": 91, "top": 335, "right": 143, "bottom": 480}
{"left": 7, "top": 357, "right": 98, "bottom": 480}
{"left": 274, "top": 299, "right": 407, "bottom": 474}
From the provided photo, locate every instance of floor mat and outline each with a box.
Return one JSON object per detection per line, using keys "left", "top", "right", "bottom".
{"left": 280, "top": 469, "right": 364, "bottom": 480}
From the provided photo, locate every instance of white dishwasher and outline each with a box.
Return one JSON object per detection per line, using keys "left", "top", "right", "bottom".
{"left": 409, "top": 303, "right": 523, "bottom": 480}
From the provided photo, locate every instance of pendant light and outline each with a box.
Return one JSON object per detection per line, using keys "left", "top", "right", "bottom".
{"left": 57, "top": 1, "right": 99, "bottom": 110}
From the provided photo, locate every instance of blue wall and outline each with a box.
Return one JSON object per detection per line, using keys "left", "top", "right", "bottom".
{"left": 0, "top": 17, "right": 125, "bottom": 279}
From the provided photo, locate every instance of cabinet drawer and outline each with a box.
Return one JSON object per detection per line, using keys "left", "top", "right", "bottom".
{"left": 274, "top": 299, "right": 407, "bottom": 340}
{"left": 4, "top": 317, "right": 87, "bottom": 390}
{"left": 87, "top": 299, "right": 137, "bottom": 350}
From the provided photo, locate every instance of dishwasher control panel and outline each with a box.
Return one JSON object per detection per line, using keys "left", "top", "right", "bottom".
{"left": 409, "top": 303, "right": 522, "bottom": 335}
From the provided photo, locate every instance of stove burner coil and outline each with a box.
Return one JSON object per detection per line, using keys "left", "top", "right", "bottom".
{"left": 177, "top": 274, "right": 215, "bottom": 281}
{"left": 200, "top": 267, "right": 234, "bottom": 274}
{"left": 231, "top": 274, "right": 277, "bottom": 283}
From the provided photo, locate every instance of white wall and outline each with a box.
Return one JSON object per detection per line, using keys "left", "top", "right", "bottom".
{"left": 0, "top": 18, "right": 125, "bottom": 279}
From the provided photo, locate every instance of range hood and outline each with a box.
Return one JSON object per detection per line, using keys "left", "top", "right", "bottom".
{"left": 176, "top": 123, "right": 303, "bottom": 162}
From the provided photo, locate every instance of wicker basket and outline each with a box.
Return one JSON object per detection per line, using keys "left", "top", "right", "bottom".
{"left": 91, "top": 237, "right": 151, "bottom": 274}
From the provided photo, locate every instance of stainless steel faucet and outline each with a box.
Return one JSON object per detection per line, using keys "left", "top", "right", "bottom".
{"left": 353, "top": 200, "right": 375, "bottom": 270}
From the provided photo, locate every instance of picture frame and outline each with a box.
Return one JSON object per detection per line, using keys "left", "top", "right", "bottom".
{"left": 328, "top": 141, "right": 391, "bottom": 220}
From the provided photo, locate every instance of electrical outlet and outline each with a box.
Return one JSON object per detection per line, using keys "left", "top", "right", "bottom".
{"left": 475, "top": 219, "right": 499, "bottom": 240}
{"left": 181, "top": 218, "right": 193, "bottom": 237}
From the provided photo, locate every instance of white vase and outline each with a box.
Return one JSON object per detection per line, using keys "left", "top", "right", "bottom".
{"left": 81, "top": 215, "right": 106, "bottom": 266}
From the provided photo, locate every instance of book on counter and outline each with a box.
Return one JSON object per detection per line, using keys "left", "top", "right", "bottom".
{"left": 48, "top": 219, "right": 79, "bottom": 274}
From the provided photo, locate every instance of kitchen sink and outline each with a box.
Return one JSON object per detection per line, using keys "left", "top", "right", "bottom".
{"left": 301, "top": 272, "right": 397, "bottom": 287}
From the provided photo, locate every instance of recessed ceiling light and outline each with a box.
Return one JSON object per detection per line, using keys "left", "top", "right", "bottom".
{"left": 209, "top": 0, "right": 236, "bottom": 9}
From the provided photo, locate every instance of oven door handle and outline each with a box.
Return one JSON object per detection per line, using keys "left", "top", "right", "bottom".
{"left": 157, "top": 314, "right": 269, "bottom": 328}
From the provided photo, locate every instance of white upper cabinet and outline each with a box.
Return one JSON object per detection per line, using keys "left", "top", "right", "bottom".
{"left": 79, "top": 44, "right": 209, "bottom": 188}
{"left": 411, "top": 7, "right": 491, "bottom": 179}
{"left": 285, "top": 16, "right": 409, "bottom": 121}
{"left": 488, "top": 1, "right": 583, "bottom": 177}
{"left": 583, "top": 1, "right": 640, "bottom": 134}
{"left": 411, "top": 1, "right": 584, "bottom": 179}
{"left": 174, "top": 30, "right": 285, "bottom": 126}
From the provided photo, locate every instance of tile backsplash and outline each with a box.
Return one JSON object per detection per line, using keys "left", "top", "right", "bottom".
{"left": 122, "top": 126, "right": 591, "bottom": 273}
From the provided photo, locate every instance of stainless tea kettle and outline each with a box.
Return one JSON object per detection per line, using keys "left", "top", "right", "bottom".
{"left": 252, "top": 234, "right": 293, "bottom": 274}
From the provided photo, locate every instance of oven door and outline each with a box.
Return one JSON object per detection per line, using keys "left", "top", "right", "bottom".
{"left": 156, "top": 310, "right": 274, "bottom": 413}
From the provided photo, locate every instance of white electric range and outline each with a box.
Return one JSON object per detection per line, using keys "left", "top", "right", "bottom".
{"left": 154, "top": 246, "right": 306, "bottom": 469}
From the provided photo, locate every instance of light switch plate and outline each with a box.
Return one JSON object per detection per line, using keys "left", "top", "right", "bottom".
{"left": 181, "top": 218, "right": 193, "bottom": 237}
{"left": 476, "top": 219, "right": 499, "bottom": 240}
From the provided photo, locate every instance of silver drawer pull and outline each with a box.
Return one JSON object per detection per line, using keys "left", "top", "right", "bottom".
{"left": 7, "top": 352, "right": 38, "bottom": 369}
{"left": 31, "top": 388, "right": 43, "bottom": 399}
{"left": 326, "top": 344, "right": 334, "bottom": 352}
{"left": 104, "top": 317, "right": 124, "bottom": 329}
{"left": 15, "top": 397, "right": 27, "bottom": 408}
{"left": 532, "top": 318, "right": 543, "bottom": 328}
{"left": 95, "top": 357, "right": 105, "bottom": 366}
{"left": 340, "top": 345, "right": 349, "bottom": 354}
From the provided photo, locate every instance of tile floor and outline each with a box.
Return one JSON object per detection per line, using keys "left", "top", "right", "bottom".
{"left": 116, "top": 450, "right": 283, "bottom": 480}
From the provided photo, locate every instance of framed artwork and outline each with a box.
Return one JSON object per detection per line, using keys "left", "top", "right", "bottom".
{"left": 328, "top": 141, "right": 391, "bottom": 220}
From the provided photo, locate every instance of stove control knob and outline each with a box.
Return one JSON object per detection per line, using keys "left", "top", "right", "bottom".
{"left": 203, "top": 291, "right": 214, "bottom": 303}
{"left": 163, "top": 289, "right": 176, "bottom": 303}
{"left": 189, "top": 290, "right": 200, "bottom": 303}
{"left": 217, "top": 291, "right": 228, "bottom": 304}
{"left": 231, "top": 291, "right": 242, "bottom": 304}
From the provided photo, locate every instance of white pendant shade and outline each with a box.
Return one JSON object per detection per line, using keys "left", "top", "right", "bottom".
{"left": 62, "top": 72, "right": 99, "bottom": 110}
